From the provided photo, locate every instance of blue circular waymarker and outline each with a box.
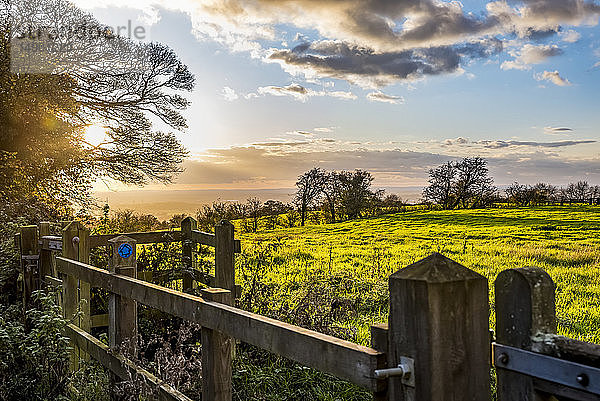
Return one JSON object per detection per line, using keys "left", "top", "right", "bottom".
{"left": 117, "top": 243, "right": 133, "bottom": 259}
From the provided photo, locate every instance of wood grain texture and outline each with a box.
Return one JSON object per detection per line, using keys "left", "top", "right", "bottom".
{"left": 388, "top": 253, "right": 490, "bottom": 401}
{"left": 55, "top": 257, "right": 384, "bottom": 391}
{"left": 108, "top": 235, "right": 138, "bottom": 355}
{"left": 38, "top": 223, "right": 52, "bottom": 286}
{"left": 215, "top": 221, "right": 235, "bottom": 305}
{"left": 370, "top": 323, "right": 389, "bottom": 399}
{"left": 495, "top": 267, "right": 556, "bottom": 401}
{"left": 90, "top": 230, "right": 182, "bottom": 248}
{"left": 181, "top": 217, "right": 197, "bottom": 293}
{"left": 19, "top": 225, "right": 38, "bottom": 310}
{"left": 201, "top": 288, "right": 233, "bottom": 401}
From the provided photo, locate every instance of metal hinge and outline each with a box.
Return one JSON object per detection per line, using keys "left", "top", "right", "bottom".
{"left": 493, "top": 342, "right": 600, "bottom": 395}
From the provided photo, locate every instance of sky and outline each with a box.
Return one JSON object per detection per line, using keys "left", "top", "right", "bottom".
{"left": 74, "top": 0, "right": 600, "bottom": 195}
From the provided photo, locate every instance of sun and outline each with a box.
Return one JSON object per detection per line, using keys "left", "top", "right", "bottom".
{"left": 84, "top": 125, "right": 109, "bottom": 147}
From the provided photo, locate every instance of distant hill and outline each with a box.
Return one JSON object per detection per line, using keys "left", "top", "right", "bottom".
{"left": 94, "top": 187, "right": 423, "bottom": 220}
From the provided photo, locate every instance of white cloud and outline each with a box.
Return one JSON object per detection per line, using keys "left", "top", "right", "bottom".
{"left": 221, "top": 86, "right": 239, "bottom": 101}
{"left": 253, "top": 83, "right": 356, "bottom": 102}
{"left": 535, "top": 70, "right": 572, "bottom": 86}
{"left": 501, "top": 44, "right": 563, "bottom": 70}
{"left": 559, "top": 29, "right": 581, "bottom": 43}
{"left": 366, "top": 91, "right": 404, "bottom": 105}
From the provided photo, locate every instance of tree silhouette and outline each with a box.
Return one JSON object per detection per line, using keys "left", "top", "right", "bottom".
{"left": 1, "top": 0, "right": 194, "bottom": 214}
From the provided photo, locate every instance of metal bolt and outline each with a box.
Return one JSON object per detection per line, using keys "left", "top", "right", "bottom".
{"left": 576, "top": 373, "right": 589, "bottom": 387}
{"left": 498, "top": 353, "right": 509, "bottom": 365}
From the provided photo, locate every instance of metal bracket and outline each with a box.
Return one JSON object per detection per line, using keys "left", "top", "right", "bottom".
{"left": 493, "top": 342, "right": 600, "bottom": 395}
{"left": 374, "top": 356, "right": 415, "bottom": 387}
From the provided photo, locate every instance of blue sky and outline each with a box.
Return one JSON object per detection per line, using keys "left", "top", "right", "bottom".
{"left": 77, "top": 0, "right": 600, "bottom": 191}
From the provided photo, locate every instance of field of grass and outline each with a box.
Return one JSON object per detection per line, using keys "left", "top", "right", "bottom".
{"left": 235, "top": 206, "right": 600, "bottom": 348}
{"left": 128, "top": 206, "right": 600, "bottom": 400}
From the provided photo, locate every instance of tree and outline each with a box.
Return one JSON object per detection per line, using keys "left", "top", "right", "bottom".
{"left": 246, "top": 197, "right": 262, "bottom": 233}
{"left": 423, "top": 158, "right": 496, "bottom": 209}
{"left": 294, "top": 167, "right": 327, "bottom": 226}
{"left": 262, "top": 200, "right": 289, "bottom": 230}
{"left": 336, "top": 169, "right": 379, "bottom": 220}
{"left": 321, "top": 171, "right": 342, "bottom": 223}
{"left": 423, "top": 161, "right": 456, "bottom": 209}
{"left": 1, "top": 0, "right": 194, "bottom": 213}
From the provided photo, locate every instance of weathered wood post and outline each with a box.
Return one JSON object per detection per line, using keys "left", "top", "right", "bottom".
{"left": 107, "top": 235, "right": 138, "bottom": 355}
{"left": 181, "top": 216, "right": 198, "bottom": 292}
{"left": 38, "top": 222, "right": 52, "bottom": 286}
{"left": 62, "top": 221, "right": 91, "bottom": 367}
{"left": 215, "top": 220, "right": 235, "bottom": 301}
{"left": 370, "top": 323, "right": 390, "bottom": 400}
{"left": 19, "top": 225, "right": 38, "bottom": 310}
{"left": 387, "top": 253, "right": 490, "bottom": 401}
{"left": 495, "top": 267, "right": 556, "bottom": 401}
{"left": 201, "top": 288, "right": 233, "bottom": 401}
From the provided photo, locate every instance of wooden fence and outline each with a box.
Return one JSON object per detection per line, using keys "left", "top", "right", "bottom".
{"left": 15, "top": 219, "right": 600, "bottom": 401}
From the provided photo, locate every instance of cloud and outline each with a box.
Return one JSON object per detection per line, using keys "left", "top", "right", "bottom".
{"left": 269, "top": 38, "right": 503, "bottom": 88}
{"left": 254, "top": 83, "right": 357, "bottom": 101}
{"left": 559, "top": 29, "right": 582, "bottom": 43}
{"left": 314, "top": 127, "right": 333, "bottom": 133}
{"left": 444, "top": 137, "right": 470, "bottom": 145}
{"left": 172, "top": 141, "right": 600, "bottom": 189}
{"left": 501, "top": 44, "right": 563, "bottom": 70}
{"left": 221, "top": 86, "right": 239, "bottom": 101}
{"left": 366, "top": 91, "right": 404, "bottom": 105}
{"left": 72, "top": 0, "right": 600, "bottom": 87}
{"left": 535, "top": 70, "right": 572, "bottom": 86}
{"left": 478, "top": 140, "right": 593, "bottom": 149}
{"left": 544, "top": 126, "right": 573, "bottom": 134}
{"left": 251, "top": 141, "right": 311, "bottom": 147}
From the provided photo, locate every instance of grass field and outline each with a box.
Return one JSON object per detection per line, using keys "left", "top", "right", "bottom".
{"left": 235, "top": 206, "right": 600, "bottom": 347}
{"left": 128, "top": 205, "right": 600, "bottom": 400}
{"left": 227, "top": 206, "right": 600, "bottom": 399}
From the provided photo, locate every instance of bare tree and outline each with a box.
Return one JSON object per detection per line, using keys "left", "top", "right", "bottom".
{"left": 294, "top": 167, "right": 327, "bottom": 226}
{"left": 423, "top": 161, "right": 456, "bottom": 208}
{"left": 1, "top": 0, "right": 194, "bottom": 209}
{"left": 423, "top": 158, "right": 495, "bottom": 209}
{"left": 246, "top": 197, "right": 262, "bottom": 233}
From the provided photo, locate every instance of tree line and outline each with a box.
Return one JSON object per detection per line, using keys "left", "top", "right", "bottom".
{"left": 422, "top": 157, "right": 600, "bottom": 208}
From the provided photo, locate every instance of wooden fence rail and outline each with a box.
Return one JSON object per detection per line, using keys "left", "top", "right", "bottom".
{"left": 16, "top": 219, "right": 600, "bottom": 401}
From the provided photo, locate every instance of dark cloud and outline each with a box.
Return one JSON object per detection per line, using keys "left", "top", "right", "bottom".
{"left": 270, "top": 39, "right": 503, "bottom": 86}
{"left": 160, "top": 0, "right": 600, "bottom": 86}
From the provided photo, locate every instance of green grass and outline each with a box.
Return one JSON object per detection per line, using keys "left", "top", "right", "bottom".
{"left": 230, "top": 206, "right": 600, "bottom": 399}
{"left": 181, "top": 206, "right": 600, "bottom": 399}
{"left": 237, "top": 206, "right": 600, "bottom": 344}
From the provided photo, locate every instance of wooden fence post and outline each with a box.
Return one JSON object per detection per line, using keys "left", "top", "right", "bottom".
{"left": 108, "top": 235, "right": 138, "bottom": 355}
{"left": 201, "top": 288, "right": 233, "bottom": 401}
{"left": 181, "top": 217, "right": 197, "bottom": 293}
{"left": 19, "top": 225, "right": 38, "bottom": 311}
{"left": 62, "top": 221, "right": 91, "bottom": 367}
{"left": 38, "top": 222, "right": 52, "bottom": 287}
{"left": 215, "top": 220, "right": 235, "bottom": 302}
{"left": 387, "top": 253, "right": 490, "bottom": 401}
{"left": 370, "top": 323, "right": 389, "bottom": 400}
{"left": 495, "top": 267, "right": 556, "bottom": 401}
